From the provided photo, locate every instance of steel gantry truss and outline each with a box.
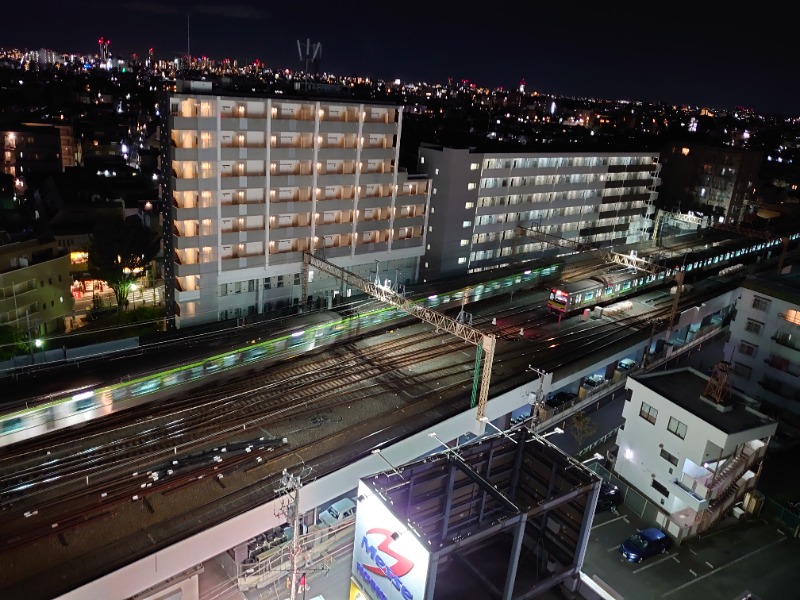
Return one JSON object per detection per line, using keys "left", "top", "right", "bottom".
{"left": 302, "top": 252, "right": 497, "bottom": 421}
{"left": 515, "top": 224, "right": 688, "bottom": 367}
{"left": 515, "top": 225, "right": 666, "bottom": 276}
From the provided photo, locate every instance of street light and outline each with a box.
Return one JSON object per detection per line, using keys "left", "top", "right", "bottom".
{"left": 130, "top": 283, "right": 138, "bottom": 309}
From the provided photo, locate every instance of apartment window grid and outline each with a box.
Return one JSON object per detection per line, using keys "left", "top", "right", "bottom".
{"left": 752, "top": 295, "right": 771, "bottom": 312}
{"left": 639, "top": 402, "right": 658, "bottom": 425}
{"left": 739, "top": 341, "right": 758, "bottom": 357}
{"left": 667, "top": 417, "right": 687, "bottom": 440}
{"left": 744, "top": 319, "right": 764, "bottom": 335}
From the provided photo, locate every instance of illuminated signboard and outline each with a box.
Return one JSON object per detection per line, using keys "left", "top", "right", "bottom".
{"left": 352, "top": 481, "right": 430, "bottom": 600}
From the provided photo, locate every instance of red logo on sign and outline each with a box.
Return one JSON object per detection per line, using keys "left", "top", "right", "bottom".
{"left": 363, "top": 527, "right": 414, "bottom": 578}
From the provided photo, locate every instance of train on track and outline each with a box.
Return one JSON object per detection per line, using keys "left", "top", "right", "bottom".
{"left": 0, "top": 259, "right": 565, "bottom": 447}
{"left": 3, "top": 227, "right": 798, "bottom": 447}
{"left": 547, "top": 232, "right": 797, "bottom": 315}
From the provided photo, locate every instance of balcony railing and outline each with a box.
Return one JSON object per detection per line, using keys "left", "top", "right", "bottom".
{"left": 773, "top": 332, "right": 800, "bottom": 352}
{"left": 764, "top": 355, "right": 800, "bottom": 377}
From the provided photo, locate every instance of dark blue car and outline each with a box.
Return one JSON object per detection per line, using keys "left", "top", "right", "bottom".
{"left": 619, "top": 528, "right": 670, "bottom": 563}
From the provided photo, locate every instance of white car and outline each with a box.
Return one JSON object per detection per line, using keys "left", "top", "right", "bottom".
{"left": 318, "top": 497, "right": 356, "bottom": 527}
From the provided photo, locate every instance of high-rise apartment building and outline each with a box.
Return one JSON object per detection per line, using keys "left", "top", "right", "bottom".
{"left": 657, "top": 142, "right": 762, "bottom": 225}
{"left": 417, "top": 145, "right": 659, "bottom": 281}
{"left": 162, "top": 91, "right": 430, "bottom": 328}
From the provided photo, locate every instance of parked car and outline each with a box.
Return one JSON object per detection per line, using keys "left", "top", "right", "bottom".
{"left": 583, "top": 374, "right": 605, "bottom": 388}
{"left": 619, "top": 528, "right": 671, "bottom": 563}
{"left": 596, "top": 482, "right": 624, "bottom": 512}
{"left": 318, "top": 497, "right": 356, "bottom": 527}
{"left": 546, "top": 391, "right": 577, "bottom": 409}
{"left": 617, "top": 358, "right": 637, "bottom": 371}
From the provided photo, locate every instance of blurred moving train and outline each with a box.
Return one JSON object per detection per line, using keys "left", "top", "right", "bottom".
{"left": 3, "top": 228, "right": 798, "bottom": 447}
{"left": 0, "top": 260, "right": 564, "bottom": 447}
{"left": 547, "top": 233, "right": 794, "bottom": 315}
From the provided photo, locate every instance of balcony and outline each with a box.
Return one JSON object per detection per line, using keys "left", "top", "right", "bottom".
{"left": 393, "top": 215, "right": 425, "bottom": 230}
{"left": 174, "top": 262, "right": 204, "bottom": 277}
{"left": 773, "top": 332, "right": 800, "bottom": 352}
{"left": 221, "top": 254, "right": 267, "bottom": 271}
{"left": 315, "top": 221, "right": 353, "bottom": 236}
{"left": 764, "top": 354, "right": 800, "bottom": 377}
{"left": 355, "top": 241, "right": 389, "bottom": 255}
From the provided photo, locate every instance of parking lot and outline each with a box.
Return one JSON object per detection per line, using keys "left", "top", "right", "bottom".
{"left": 582, "top": 504, "right": 800, "bottom": 600}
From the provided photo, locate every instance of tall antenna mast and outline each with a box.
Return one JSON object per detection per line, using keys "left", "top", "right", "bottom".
{"left": 296, "top": 38, "right": 322, "bottom": 81}
{"left": 187, "top": 13, "right": 191, "bottom": 64}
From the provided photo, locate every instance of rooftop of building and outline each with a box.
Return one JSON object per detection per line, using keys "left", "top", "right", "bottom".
{"left": 741, "top": 268, "right": 800, "bottom": 304}
{"left": 632, "top": 367, "right": 776, "bottom": 435}
{"left": 167, "top": 77, "right": 401, "bottom": 107}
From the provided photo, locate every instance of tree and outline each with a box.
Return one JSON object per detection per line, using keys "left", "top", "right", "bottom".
{"left": 88, "top": 214, "right": 160, "bottom": 311}
{"left": 0, "top": 324, "right": 26, "bottom": 360}
{"left": 568, "top": 410, "right": 596, "bottom": 449}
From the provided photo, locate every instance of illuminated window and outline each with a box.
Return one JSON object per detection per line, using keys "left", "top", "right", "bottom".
{"left": 458, "top": 257, "right": 467, "bottom": 264}
{"left": 639, "top": 402, "right": 658, "bottom": 425}
{"left": 470, "top": 162, "right": 480, "bottom": 170}
{"left": 784, "top": 309, "right": 800, "bottom": 325}
{"left": 460, "top": 240, "right": 469, "bottom": 247}
{"left": 465, "top": 202, "right": 474, "bottom": 209}
{"left": 462, "top": 221, "right": 472, "bottom": 228}
{"left": 467, "top": 183, "right": 476, "bottom": 190}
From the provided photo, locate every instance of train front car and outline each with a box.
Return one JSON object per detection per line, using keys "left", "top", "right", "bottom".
{"left": 547, "top": 280, "right": 605, "bottom": 315}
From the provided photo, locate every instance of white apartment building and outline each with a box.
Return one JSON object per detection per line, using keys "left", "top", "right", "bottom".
{"left": 416, "top": 145, "right": 660, "bottom": 281}
{"left": 162, "top": 92, "right": 430, "bottom": 328}
{"left": 615, "top": 367, "right": 776, "bottom": 543}
{"left": 726, "top": 270, "right": 800, "bottom": 416}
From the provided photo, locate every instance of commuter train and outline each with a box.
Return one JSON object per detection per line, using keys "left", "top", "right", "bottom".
{"left": 547, "top": 233, "right": 792, "bottom": 315}
{"left": 4, "top": 227, "right": 799, "bottom": 446}
{"left": 0, "top": 259, "right": 565, "bottom": 448}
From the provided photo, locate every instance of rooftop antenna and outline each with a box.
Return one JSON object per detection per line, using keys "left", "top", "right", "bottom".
{"left": 297, "top": 38, "right": 322, "bottom": 79}
{"left": 187, "top": 13, "right": 191, "bottom": 65}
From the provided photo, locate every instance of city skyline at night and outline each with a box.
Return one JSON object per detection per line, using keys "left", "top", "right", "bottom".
{"left": 3, "top": 0, "right": 798, "bottom": 117}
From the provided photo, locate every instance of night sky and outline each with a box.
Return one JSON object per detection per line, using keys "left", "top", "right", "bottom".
{"left": 4, "top": 1, "right": 798, "bottom": 116}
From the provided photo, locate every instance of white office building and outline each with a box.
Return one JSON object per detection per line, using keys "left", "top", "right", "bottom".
{"left": 162, "top": 92, "right": 430, "bottom": 327}
{"left": 416, "top": 145, "right": 660, "bottom": 281}
{"left": 726, "top": 270, "right": 800, "bottom": 416}
{"left": 615, "top": 366, "right": 776, "bottom": 543}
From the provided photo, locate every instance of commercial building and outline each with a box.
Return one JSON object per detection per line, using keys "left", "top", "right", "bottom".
{"left": 726, "top": 270, "right": 800, "bottom": 417}
{"left": 614, "top": 365, "right": 776, "bottom": 543}
{"left": 162, "top": 91, "right": 430, "bottom": 328}
{"left": 416, "top": 145, "right": 659, "bottom": 281}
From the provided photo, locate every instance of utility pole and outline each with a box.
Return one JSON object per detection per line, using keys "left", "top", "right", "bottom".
{"left": 25, "top": 310, "right": 34, "bottom": 364}
{"left": 525, "top": 365, "right": 547, "bottom": 432}
{"left": 276, "top": 467, "right": 310, "bottom": 600}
